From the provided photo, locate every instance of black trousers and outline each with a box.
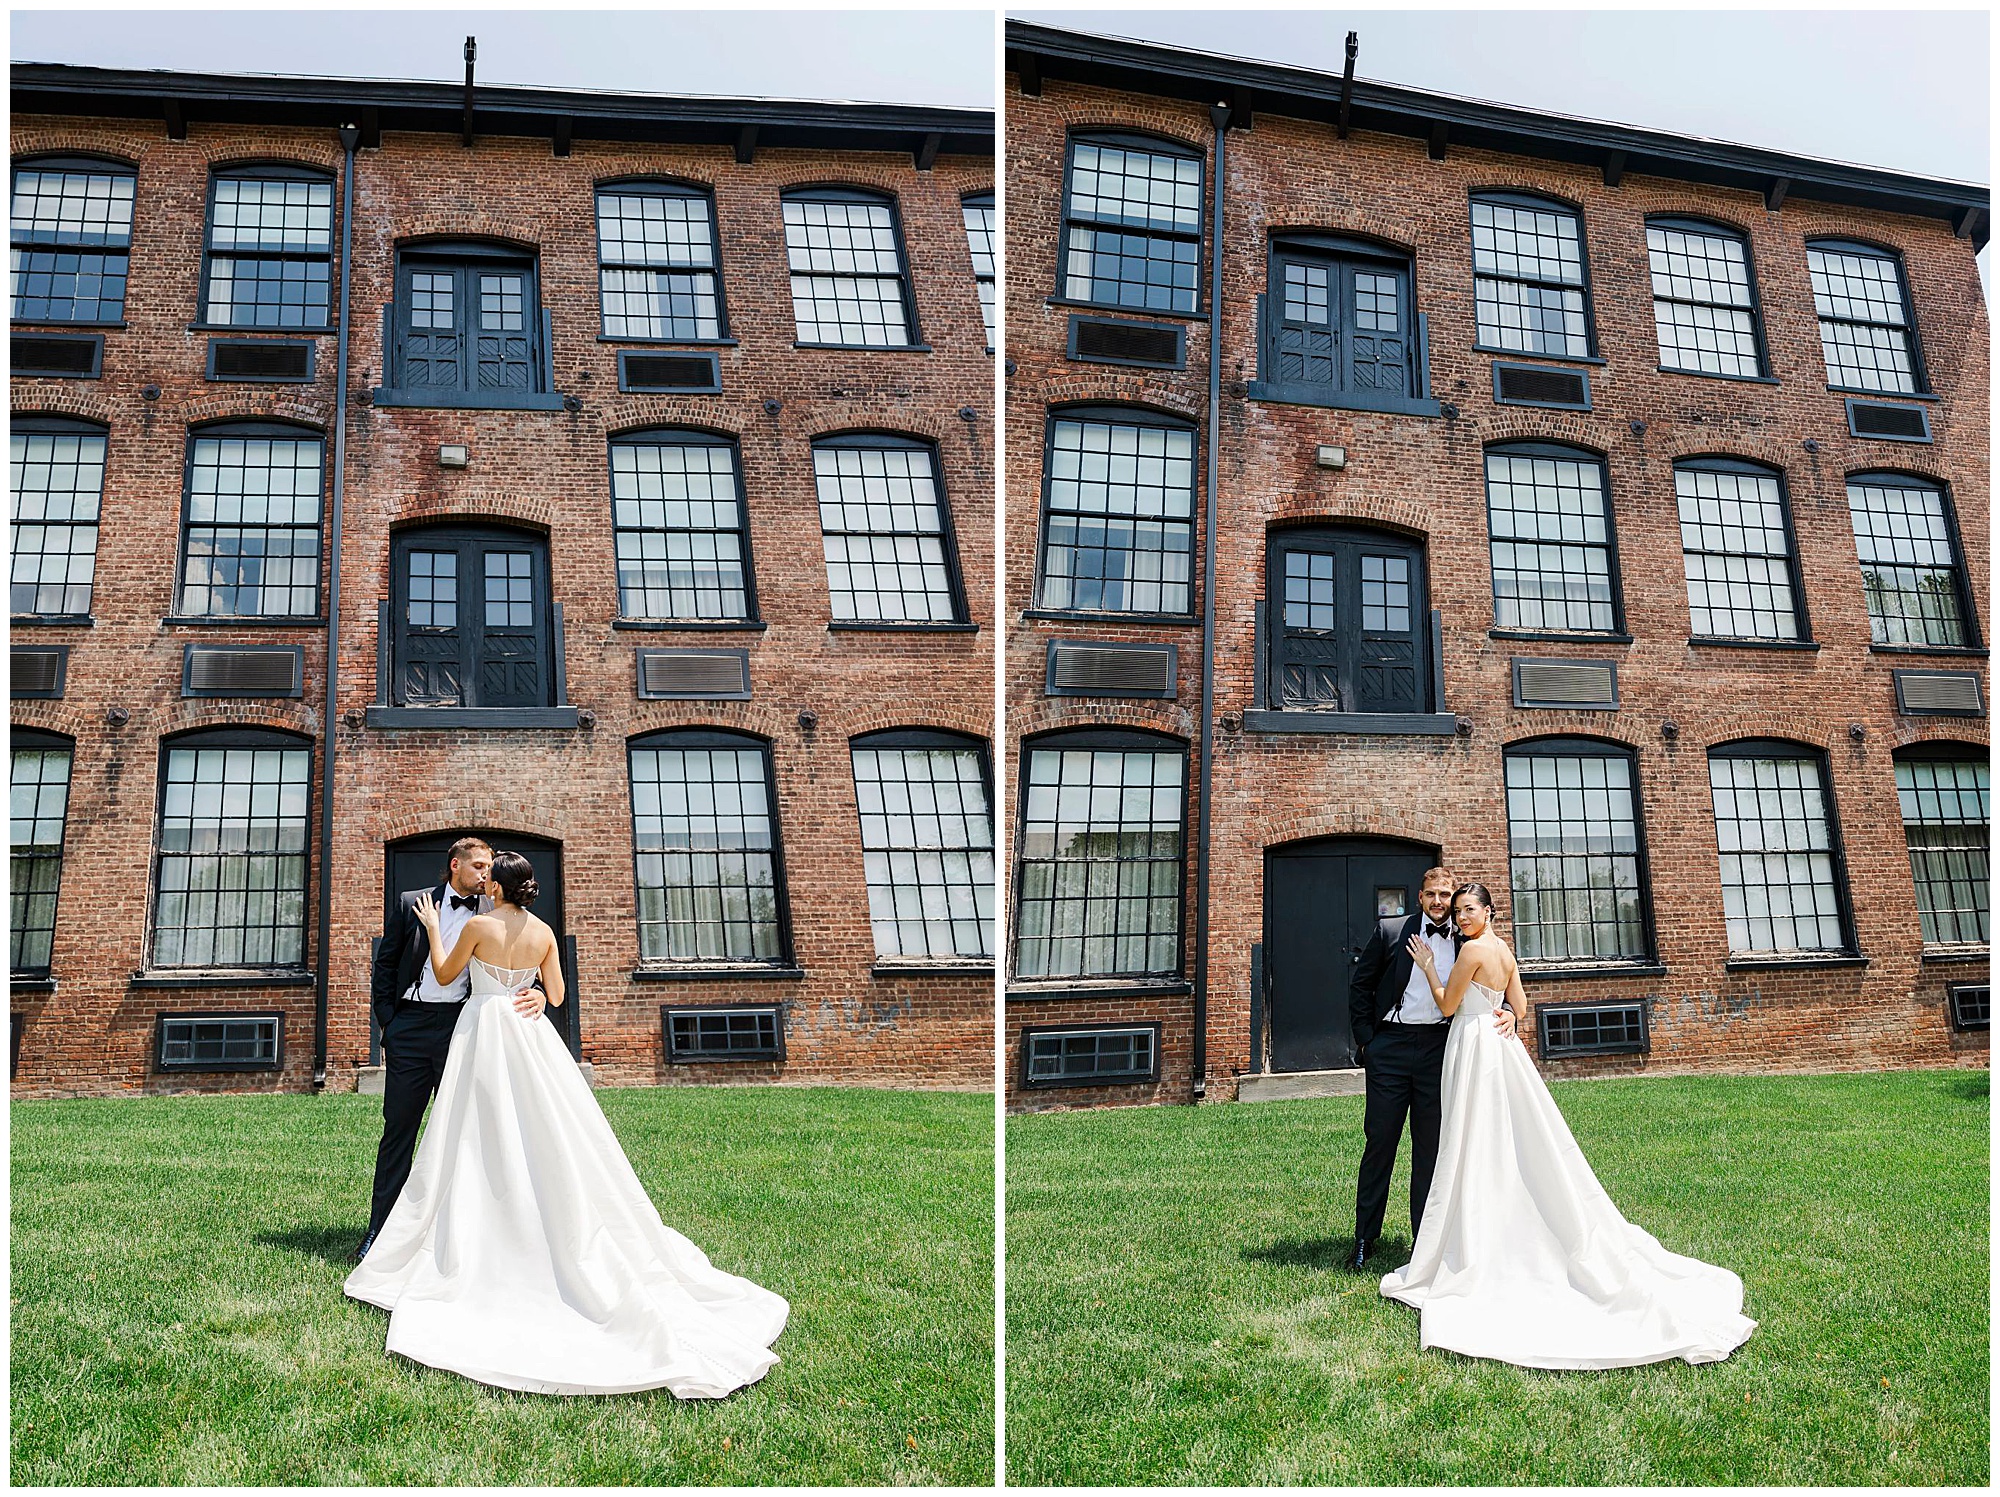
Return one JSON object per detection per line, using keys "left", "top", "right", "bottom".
{"left": 1355, "top": 1021, "right": 1450, "bottom": 1244}
{"left": 367, "top": 998, "right": 464, "bottom": 1235}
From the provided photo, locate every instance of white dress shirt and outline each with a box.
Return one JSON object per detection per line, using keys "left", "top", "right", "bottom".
{"left": 1392, "top": 917, "right": 1456, "bottom": 1025}
{"left": 408, "top": 888, "right": 492, "bottom": 1003}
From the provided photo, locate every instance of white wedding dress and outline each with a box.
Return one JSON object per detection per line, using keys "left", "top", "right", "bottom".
{"left": 1379, "top": 979, "right": 1755, "bottom": 1368}
{"left": 344, "top": 956, "right": 788, "bottom": 1396}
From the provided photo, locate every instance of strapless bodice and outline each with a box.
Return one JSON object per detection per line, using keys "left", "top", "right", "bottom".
{"left": 468, "top": 955, "right": 540, "bottom": 996}
{"left": 1457, "top": 979, "right": 1505, "bottom": 1017}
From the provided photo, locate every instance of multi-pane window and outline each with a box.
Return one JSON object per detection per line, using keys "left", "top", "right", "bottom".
{"left": 1037, "top": 408, "right": 1195, "bottom": 616}
{"left": 961, "top": 191, "right": 996, "bottom": 349}
{"left": 1261, "top": 237, "right": 1419, "bottom": 405}
{"left": 1846, "top": 474, "right": 1971, "bottom": 649}
{"left": 782, "top": 190, "right": 914, "bottom": 347}
{"left": 1485, "top": 444, "right": 1619, "bottom": 633}
{"left": 1470, "top": 193, "right": 1592, "bottom": 358}
{"left": 178, "top": 425, "right": 323, "bottom": 618}
{"left": 850, "top": 730, "right": 994, "bottom": 961}
{"left": 10, "top": 732, "right": 73, "bottom": 974}
{"left": 1267, "top": 527, "right": 1432, "bottom": 714}
{"left": 1059, "top": 133, "right": 1203, "bottom": 313}
{"left": 391, "top": 527, "right": 552, "bottom": 708}
{"left": 1504, "top": 740, "right": 1649, "bottom": 964}
{"left": 199, "top": 167, "right": 334, "bottom": 329}
{"left": 1674, "top": 459, "right": 1804, "bottom": 642}
{"left": 1014, "top": 733, "right": 1186, "bottom": 980}
{"left": 814, "top": 436, "right": 961, "bottom": 624}
{"left": 628, "top": 730, "right": 787, "bottom": 965}
{"left": 596, "top": 181, "right": 724, "bottom": 341}
{"left": 11, "top": 418, "right": 106, "bottom": 618}
{"left": 1894, "top": 749, "right": 1989, "bottom": 945}
{"left": 610, "top": 431, "right": 752, "bottom": 623}
{"left": 1646, "top": 219, "right": 1764, "bottom": 378}
{"left": 1807, "top": 241, "right": 1922, "bottom": 394}
{"left": 390, "top": 245, "right": 545, "bottom": 399}
{"left": 152, "top": 730, "right": 311, "bottom": 969}
{"left": 1707, "top": 743, "right": 1850, "bottom": 955}
{"left": 10, "top": 157, "right": 135, "bottom": 323}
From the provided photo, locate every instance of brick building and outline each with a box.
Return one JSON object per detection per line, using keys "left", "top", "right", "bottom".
{"left": 1002, "top": 23, "right": 1989, "bottom": 1108}
{"left": 9, "top": 64, "right": 996, "bottom": 1096}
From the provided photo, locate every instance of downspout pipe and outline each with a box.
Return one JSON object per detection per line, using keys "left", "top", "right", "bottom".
{"left": 1192, "top": 102, "right": 1228, "bottom": 1101}
{"left": 313, "top": 122, "right": 359, "bottom": 1090}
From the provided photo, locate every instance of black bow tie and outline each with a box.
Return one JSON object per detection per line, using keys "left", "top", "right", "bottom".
{"left": 1425, "top": 922, "right": 1452, "bottom": 939}
{"left": 449, "top": 894, "right": 480, "bottom": 911}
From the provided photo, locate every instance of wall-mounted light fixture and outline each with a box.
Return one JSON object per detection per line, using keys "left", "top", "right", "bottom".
{"left": 438, "top": 444, "right": 469, "bottom": 469}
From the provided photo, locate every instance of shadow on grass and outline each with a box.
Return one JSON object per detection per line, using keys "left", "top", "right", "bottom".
{"left": 255, "top": 1223, "right": 366, "bottom": 1266}
{"left": 1943, "top": 1071, "right": 1989, "bottom": 1101}
{"left": 1241, "top": 1235, "right": 1410, "bottom": 1270}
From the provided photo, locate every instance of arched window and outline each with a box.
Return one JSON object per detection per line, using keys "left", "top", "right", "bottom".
{"left": 813, "top": 432, "right": 965, "bottom": 624}
{"left": 1036, "top": 405, "right": 1196, "bottom": 618}
{"left": 850, "top": 729, "right": 993, "bottom": 961}
{"left": 199, "top": 163, "right": 336, "bottom": 330}
{"left": 1806, "top": 239, "right": 1926, "bottom": 395}
{"left": 1503, "top": 737, "right": 1652, "bottom": 965}
{"left": 1893, "top": 742, "right": 1989, "bottom": 947}
{"left": 10, "top": 155, "right": 136, "bottom": 324}
{"left": 627, "top": 728, "right": 789, "bottom": 967}
{"left": 10, "top": 728, "right": 74, "bottom": 975}
{"left": 1644, "top": 217, "right": 1768, "bottom": 379}
{"left": 961, "top": 191, "right": 995, "bottom": 349}
{"left": 1058, "top": 131, "right": 1203, "bottom": 314}
{"left": 11, "top": 415, "right": 108, "bottom": 619}
{"left": 389, "top": 523, "right": 553, "bottom": 708}
{"left": 1470, "top": 191, "right": 1594, "bottom": 359}
{"left": 1266, "top": 524, "right": 1430, "bottom": 714}
{"left": 177, "top": 421, "right": 325, "bottom": 619}
{"left": 1706, "top": 739, "right": 1854, "bottom": 957}
{"left": 781, "top": 187, "right": 917, "bottom": 348}
{"left": 609, "top": 428, "right": 754, "bottom": 624}
{"left": 1846, "top": 472, "right": 1975, "bottom": 650}
{"left": 1484, "top": 442, "right": 1622, "bottom": 636}
{"left": 1013, "top": 728, "right": 1187, "bottom": 981}
{"left": 594, "top": 178, "right": 725, "bottom": 342}
{"left": 1673, "top": 456, "right": 1807, "bottom": 644}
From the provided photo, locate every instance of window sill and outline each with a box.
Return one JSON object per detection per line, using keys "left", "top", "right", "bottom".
{"left": 791, "top": 341, "right": 932, "bottom": 354}
{"left": 1020, "top": 608, "right": 1198, "bottom": 627}
{"left": 163, "top": 615, "right": 327, "bottom": 629}
{"left": 1869, "top": 643, "right": 1988, "bottom": 658}
{"left": 1656, "top": 366, "right": 1779, "bottom": 385}
{"left": 1920, "top": 944, "right": 1990, "bottom": 965}
{"left": 11, "top": 614, "right": 93, "bottom": 628}
{"left": 11, "top": 318, "right": 127, "bottom": 330}
{"left": 1045, "top": 295, "right": 1204, "bottom": 322}
{"left": 1721, "top": 953, "right": 1869, "bottom": 973}
{"left": 369, "top": 387, "right": 569, "bottom": 412}
{"left": 1243, "top": 709, "right": 1458, "bottom": 736}
{"left": 1244, "top": 379, "right": 1442, "bottom": 417}
{"left": 596, "top": 334, "right": 739, "bottom": 347}
{"left": 1829, "top": 385, "right": 1937, "bottom": 402}
{"left": 10, "top": 975, "right": 57, "bottom": 994}
{"left": 1491, "top": 629, "right": 1633, "bottom": 645}
{"left": 365, "top": 706, "right": 581, "bottom": 729}
{"left": 1007, "top": 978, "right": 1193, "bottom": 1003}
{"left": 129, "top": 969, "right": 314, "bottom": 989}
{"left": 1519, "top": 961, "right": 1668, "bottom": 982}
{"left": 188, "top": 322, "right": 334, "bottom": 336}
{"left": 612, "top": 618, "right": 767, "bottom": 632}
{"left": 1475, "top": 345, "right": 1606, "bottom": 366}
{"left": 1688, "top": 636, "right": 1820, "bottom": 652}
{"left": 631, "top": 966, "right": 804, "bottom": 982}
{"left": 827, "top": 620, "right": 978, "bottom": 634}
{"left": 871, "top": 961, "right": 994, "bottom": 978}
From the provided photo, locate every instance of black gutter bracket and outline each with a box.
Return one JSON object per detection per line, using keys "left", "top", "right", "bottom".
{"left": 735, "top": 124, "right": 758, "bottom": 165}
{"left": 1766, "top": 176, "right": 1791, "bottom": 211}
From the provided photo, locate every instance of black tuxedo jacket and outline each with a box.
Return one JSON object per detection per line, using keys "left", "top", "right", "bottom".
{"left": 370, "top": 886, "right": 546, "bottom": 1034}
{"left": 1348, "top": 912, "right": 1460, "bottom": 1058}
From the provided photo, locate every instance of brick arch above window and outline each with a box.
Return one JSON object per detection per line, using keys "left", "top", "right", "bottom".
{"left": 843, "top": 707, "right": 993, "bottom": 741}
{"left": 12, "top": 149, "right": 139, "bottom": 172}
{"left": 1264, "top": 489, "right": 1434, "bottom": 537}
{"left": 1503, "top": 729, "right": 1641, "bottom": 756}
{"left": 1062, "top": 121, "right": 1207, "bottom": 157}
{"left": 622, "top": 701, "right": 792, "bottom": 741}
{"left": 595, "top": 172, "right": 718, "bottom": 195}
{"left": 801, "top": 407, "right": 954, "bottom": 445}
{"left": 388, "top": 488, "right": 558, "bottom": 532}
{"left": 1258, "top": 805, "right": 1457, "bottom": 858}
{"left": 197, "top": 141, "right": 340, "bottom": 172}
{"left": 152, "top": 699, "right": 322, "bottom": 741}
{"left": 11, "top": 390, "right": 118, "bottom": 426}
{"left": 375, "top": 801, "right": 572, "bottom": 848}
{"left": 10, "top": 704, "right": 95, "bottom": 740}
{"left": 181, "top": 393, "right": 333, "bottom": 429}
{"left": 1892, "top": 722, "right": 1991, "bottom": 755}
{"left": 1007, "top": 702, "right": 1186, "bottom": 742}
{"left": 1038, "top": 373, "right": 1202, "bottom": 417}
{"left": 394, "top": 219, "right": 543, "bottom": 252}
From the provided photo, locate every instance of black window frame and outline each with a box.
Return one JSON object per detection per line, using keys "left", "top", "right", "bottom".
{"left": 1673, "top": 455, "right": 1813, "bottom": 647}
{"left": 1845, "top": 469, "right": 1980, "bottom": 653}
{"left": 593, "top": 176, "right": 731, "bottom": 345}
{"left": 1536, "top": 999, "right": 1650, "bottom": 1058}
{"left": 1805, "top": 237, "right": 1930, "bottom": 396}
{"left": 1892, "top": 739, "right": 1990, "bottom": 949}
{"left": 1011, "top": 726, "right": 1190, "bottom": 985}
{"left": 661, "top": 1002, "right": 786, "bottom": 1062}
{"left": 154, "top": 1010, "right": 285, "bottom": 1073}
{"left": 1055, "top": 129, "right": 1206, "bottom": 318}
{"left": 175, "top": 419, "right": 327, "bottom": 621}
{"left": 10, "top": 413, "right": 109, "bottom": 622}
{"left": 388, "top": 522, "right": 556, "bottom": 710}
{"left": 626, "top": 727, "right": 795, "bottom": 971}
{"left": 1483, "top": 440, "right": 1627, "bottom": 637}
{"left": 1503, "top": 734, "right": 1659, "bottom": 969}
{"left": 1264, "top": 523, "right": 1433, "bottom": 716}
{"left": 1706, "top": 737, "right": 1859, "bottom": 960}
{"left": 607, "top": 426, "right": 758, "bottom": 628}
{"left": 1644, "top": 215, "right": 1773, "bottom": 381}
{"left": 378, "top": 239, "right": 558, "bottom": 411}
{"left": 1033, "top": 402, "right": 1199, "bottom": 623}
{"left": 9, "top": 726, "right": 74, "bottom": 977}
{"left": 849, "top": 727, "right": 997, "bottom": 965}
{"left": 195, "top": 162, "right": 337, "bottom": 333}
{"left": 10, "top": 153, "right": 138, "bottom": 327}
{"left": 1021, "top": 1021, "right": 1164, "bottom": 1088}
{"left": 780, "top": 185, "right": 923, "bottom": 351}
{"left": 812, "top": 430, "right": 970, "bottom": 628}
{"left": 1249, "top": 231, "right": 1435, "bottom": 415}
{"left": 149, "top": 725, "right": 314, "bottom": 973}
{"left": 961, "top": 189, "right": 996, "bottom": 352}
{"left": 1468, "top": 190, "right": 1599, "bottom": 362}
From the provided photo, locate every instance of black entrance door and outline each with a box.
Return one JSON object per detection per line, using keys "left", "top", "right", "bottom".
{"left": 382, "top": 830, "right": 576, "bottom": 1055}
{"left": 1265, "top": 836, "right": 1436, "bottom": 1072}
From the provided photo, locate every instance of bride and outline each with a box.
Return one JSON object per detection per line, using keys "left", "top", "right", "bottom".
{"left": 343, "top": 850, "right": 787, "bottom": 1396}
{"left": 1377, "top": 881, "right": 1755, "bottom": 1369}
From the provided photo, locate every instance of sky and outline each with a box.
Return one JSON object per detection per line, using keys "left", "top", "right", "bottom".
{"left": 8, "top": 9, "right": 997, "bottom": 109}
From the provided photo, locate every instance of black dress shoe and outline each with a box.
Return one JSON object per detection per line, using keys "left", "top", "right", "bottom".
{"left": 351, "top": 1229, "right": 378, "bottom": 1263}
{"left": 1348, "top": 1237, "right": 1374, "bottom": 1271}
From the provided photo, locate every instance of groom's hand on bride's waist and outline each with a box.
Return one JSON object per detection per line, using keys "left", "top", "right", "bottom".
{"left": 1493, "top": 1007, "right": 1518, "bottom": 1040}
{"left": 512, "top": 987, "right": 546, "bottom": 1019}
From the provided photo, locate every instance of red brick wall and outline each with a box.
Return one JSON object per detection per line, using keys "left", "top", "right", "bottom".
{"left": 1003, "top": 71, "right": 1989, "bottom": 1109}
{"left": 11, "top": 112, "right": 997, "bottom": 1097}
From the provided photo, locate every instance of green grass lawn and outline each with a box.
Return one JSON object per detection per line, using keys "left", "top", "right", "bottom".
{"left": 12, "top": 1085, "right": 993, "bottom": 1486}
{"left": 1007, "top": 1068, "right": 1989, "bottom": 1486}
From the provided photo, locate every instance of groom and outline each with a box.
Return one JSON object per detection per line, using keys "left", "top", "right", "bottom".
{"left": 1345, "top": 866, "right": 1514, "bottom": 1270}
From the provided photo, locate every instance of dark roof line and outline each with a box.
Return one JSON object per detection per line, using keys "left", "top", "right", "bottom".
{"left": 1005, "top": 21, "right": 1988, "bottom": 248}
{"left": 10, "top": 63, "right": 993, "bottom": 162}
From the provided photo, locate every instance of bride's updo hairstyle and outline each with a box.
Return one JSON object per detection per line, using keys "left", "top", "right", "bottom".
{"left": 490, "top": 850, "right": 540, "bottom": 909}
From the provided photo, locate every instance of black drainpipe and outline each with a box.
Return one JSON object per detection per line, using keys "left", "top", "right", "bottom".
{"left": 1192, "top": 103, "right": 1228, "bottom": 1101}
{"left": 313, "top": 122, "right": 359, "bottom": 1090}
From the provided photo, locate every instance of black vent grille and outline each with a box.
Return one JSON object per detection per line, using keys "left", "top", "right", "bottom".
{"left": 1893, "top": 670, "right": 1984, "bottom": 717}
{"left": 636, "top": 648, "right": 751, "bottom": 699}
{"left": 156, "top": 1012, "right": 283, "bottom": 1072}
{"left": 208, "top": 339, "right": 313, "bottom": 381}
{"left": 1513, "top": 658, "right": 1618, "bottom": 709}
{"left": 1068, "top": 315, "right": 1184, "bottom": 368}
{"left": 10, "top": 647, "right": 66, "bottom": 698}
{"left": 1538, "top": 1000, "right": 1649, "bottom": 1058}
{"left": 1846, "top": 399, "right": 1931, "bottom": 443}
{"left": 620, "top": 351, "right": 721, "bottom": 393}
{"left": 1494, "top": 362, "right": 1591, "bottom": 409}
{"left": 664, "top": 1005, "right": 784, "bottom": 1061}
{"left": 1045, "top": 640, "right": 1177, "bottom": 698}
{"left": 1024, "top": 1025, "right": 1161, "bottom": 1087}
{"left": 12, "top": 333, "right": 101, "bottom": 377}
{"left": 1948, "top": 984, "right": 1990, "bottom": 1031}
{"left": 184, "top": 645, "right": 302, "bottom": 697}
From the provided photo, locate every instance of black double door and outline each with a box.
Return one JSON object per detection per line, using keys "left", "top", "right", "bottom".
{"left": 1265, "top": 837, "right": 1435, "bottom": 1072}
{"left": 384, "top": 830, "right": 575, "bottom": 1054}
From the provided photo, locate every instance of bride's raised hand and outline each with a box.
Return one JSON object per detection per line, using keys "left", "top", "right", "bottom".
{"left": 413, "top": 891, "right": 440, "bottom": 932}
{"left": 1405, "top": 933, "right": 1436, "bottom": 974}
